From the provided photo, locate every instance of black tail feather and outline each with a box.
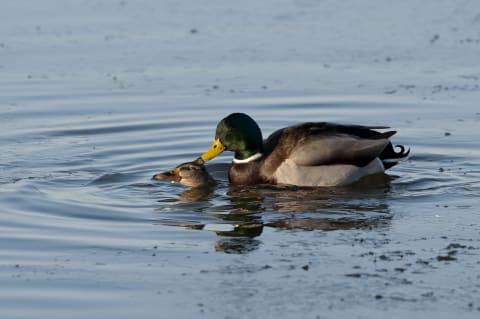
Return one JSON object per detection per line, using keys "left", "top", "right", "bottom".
{"left": 380, "top": 143, "right": 410, "bottom": 169}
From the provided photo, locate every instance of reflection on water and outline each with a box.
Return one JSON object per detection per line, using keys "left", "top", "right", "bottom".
{"left": 153, "top": 172, "right": 393, "bottom": 253}
{"left": 266, "top": 216, "right": 390, "bottom": 231}
{"left": 175, "top": 186, "right": 217, "bottom": 202}
{"left": 215, "top": 237, "right": 263, "bottom": 254}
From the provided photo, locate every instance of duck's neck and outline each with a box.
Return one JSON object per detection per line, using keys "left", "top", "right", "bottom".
{"left": 233, "top": 151, "right": 263, "bottom": 164}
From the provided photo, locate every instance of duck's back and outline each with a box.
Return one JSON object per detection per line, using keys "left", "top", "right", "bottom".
{"left": 260, "top": 122, "right": 397, "bottom": 186}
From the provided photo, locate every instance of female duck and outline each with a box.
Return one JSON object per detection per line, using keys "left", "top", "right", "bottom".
{"left": 153, "top": 161, "right": 216, "bottom": 188}
{"left": 199, "top": 113, "right": 409, "bottom": 187}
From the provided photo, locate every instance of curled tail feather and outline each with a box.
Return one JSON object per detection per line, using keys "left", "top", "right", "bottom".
{"left": 380, "top": 144, "right": 410, "bottom": 169}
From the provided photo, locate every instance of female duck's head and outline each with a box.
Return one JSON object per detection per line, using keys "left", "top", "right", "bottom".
{"left": 201, "top": 113, "right": 263, "bottom": 162}
{"left": 153, "top": 161, "right": 216, "bottom": 188}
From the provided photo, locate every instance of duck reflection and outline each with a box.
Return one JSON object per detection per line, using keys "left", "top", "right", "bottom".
{"left": 176, "top": 186, "right": 216, "bottom": 202}
{"left": 265, "top": 216, "right": 391, "bottom": 231}
{"left": 214, "top": 238, "right": 262, "bottom": 254}
{"left": 154, "top": 169, "right": 393, "bottom": 254}
{"left": 227, "top": 183, "right": 391, "bottom": 225}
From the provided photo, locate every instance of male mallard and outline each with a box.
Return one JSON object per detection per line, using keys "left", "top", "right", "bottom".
{"left": 198, "top": 113, "right": 409, "bottom": 186}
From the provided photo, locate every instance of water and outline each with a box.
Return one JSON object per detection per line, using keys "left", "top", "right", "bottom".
{"left": 2, "top": 91, "right": 479, "bottom": 318}
{"left": 2, "top": 1, "right": 480, "bottom": 318}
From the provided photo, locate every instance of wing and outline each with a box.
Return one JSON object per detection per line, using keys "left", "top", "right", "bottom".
{"left": 290, "top": 133, "right": 391, "bottom": 167}
{"left": 263, "top": 122, "right": 395, "bottom": 170}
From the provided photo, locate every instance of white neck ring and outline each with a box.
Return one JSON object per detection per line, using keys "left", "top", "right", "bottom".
{"left": 232, "top": 153, "right": 263, "bottom": 164}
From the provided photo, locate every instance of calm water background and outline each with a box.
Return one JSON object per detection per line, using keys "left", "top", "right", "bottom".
{"left": 1, "top": 1, "right": 480, "bottom": 318}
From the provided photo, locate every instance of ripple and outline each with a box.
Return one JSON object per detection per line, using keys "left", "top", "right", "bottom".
{"left": 2, "top": 83, "right": 480, "bottom": 319}
{"left": 89, "top": 172, "right": 137, "bottom": 185}
{"left": 47, "top": 120, "right": 208, "bottom": 137}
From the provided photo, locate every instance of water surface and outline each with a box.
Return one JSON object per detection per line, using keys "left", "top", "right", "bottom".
{"left": 2, "top": 89, "right": 480, "bottom": 318}
{"left": 1, "top": 1, "right": 480, "bottom": 318}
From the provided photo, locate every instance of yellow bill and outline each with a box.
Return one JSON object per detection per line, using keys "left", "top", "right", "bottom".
{"left": 201, "top": 138, "right": 225, "bottom": 162}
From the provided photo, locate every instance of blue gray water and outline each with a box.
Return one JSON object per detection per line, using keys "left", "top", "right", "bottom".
{"left": 1, "top": 86, "right": 479, "bottom": 318}
{"left": 2, "top": 1, "right": 480, "bottom": 318}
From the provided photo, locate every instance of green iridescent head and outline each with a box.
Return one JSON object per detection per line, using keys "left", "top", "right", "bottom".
{"left": 201, "top": 113, "right": 263, "bottom": 161}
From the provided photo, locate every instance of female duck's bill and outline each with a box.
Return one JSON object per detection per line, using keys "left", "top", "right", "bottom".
{"left": 198, "top": 113, "right": 410, "bottom": 187}
{"left": 153, "top": 161, "right": 216, "bottom": 188}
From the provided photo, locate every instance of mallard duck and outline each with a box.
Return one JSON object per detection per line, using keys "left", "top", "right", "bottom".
{"left": 153, "top": 161, "right": 216, "bottom": 188}
{"left": 198, "top": 113, "right": 409, "bottom": 186}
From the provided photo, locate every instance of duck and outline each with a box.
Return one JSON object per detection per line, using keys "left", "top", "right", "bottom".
{"left": 153, "top": 161, "right": 216, "bottom": 188}
{"left": 197, "top": 113, "right": 409, "bottom": 186}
